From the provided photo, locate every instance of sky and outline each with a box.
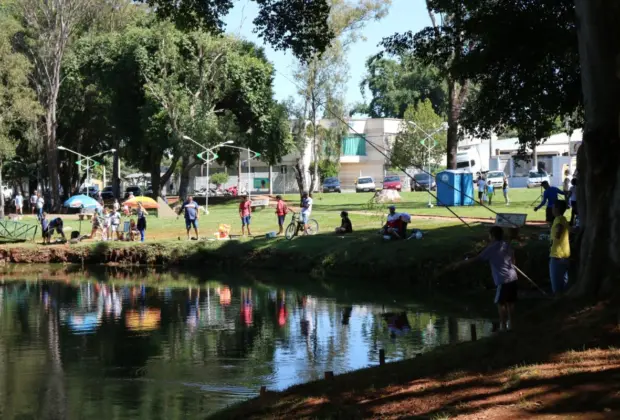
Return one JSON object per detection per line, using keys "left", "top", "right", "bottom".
{"left": 222, "top": 0, "right": 431, "bottom": 108}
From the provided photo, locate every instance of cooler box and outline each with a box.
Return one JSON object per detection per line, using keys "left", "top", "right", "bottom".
{"left": 436, "top": 170, "right": 462, "bottom": 206}
{"left": 460, "top": 171, "right": 475, "bottom": 206}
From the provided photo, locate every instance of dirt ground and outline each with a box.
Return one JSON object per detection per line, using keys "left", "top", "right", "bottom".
{"left": 211, "top": 300, "right": 620, "bottom": 419}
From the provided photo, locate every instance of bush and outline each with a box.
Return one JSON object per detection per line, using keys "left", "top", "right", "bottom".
{"left": 210, "top": 172, "right": 229, "bottom": 187}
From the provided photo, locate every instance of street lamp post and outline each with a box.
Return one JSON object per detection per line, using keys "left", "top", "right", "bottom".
{"left": 407, "top": 121, "right": 448, "bottom": 207}
{"left": 57, "top": 146, "right": 116, "bottom": 196}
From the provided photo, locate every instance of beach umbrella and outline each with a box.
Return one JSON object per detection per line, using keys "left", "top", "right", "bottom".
{"left": 123, "top": 196, "right": 159, "bottom": 209}
{"left": 63, "top": 194, "right": 102, "bottom": 210}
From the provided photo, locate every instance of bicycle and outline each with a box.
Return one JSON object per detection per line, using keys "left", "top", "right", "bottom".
{"left": 285, "top": 211, "right": 319, "bottom": 240}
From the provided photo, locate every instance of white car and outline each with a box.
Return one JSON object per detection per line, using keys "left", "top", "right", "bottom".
{"left": 485, "top": 171, "right": 506, "bottom": 188}
{"left": 527, "top": 170, "right": 551, "bottom": 188}
{"left": 355, "top": 176, "right": 376, "bottom": 193}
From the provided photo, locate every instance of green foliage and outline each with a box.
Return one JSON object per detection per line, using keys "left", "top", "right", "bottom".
{"left": 210, "top": 172, "right": 229, "bottom": 186}
{"left": 354, "top": 53, "right": 447, "bottom": 118}
{"left": 391, "top": 100, "right": 446, "bottom": 170}
{"left": 0, "top": 11, "right": 40, "bottom": 160}
{"left": 143, "top": 0, "right": 334, "bottom": 62}
{"left": 316, "top": 160, "right": 339, "bottom": 182}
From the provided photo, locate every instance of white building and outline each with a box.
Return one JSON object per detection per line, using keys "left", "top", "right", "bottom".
{"left": 190, "top": 117, "right": 407, "bottom": 194}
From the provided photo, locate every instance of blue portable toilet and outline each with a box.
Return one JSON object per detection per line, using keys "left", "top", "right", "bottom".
{"left": 460, "top": 171, "right": 475, "bottom": 206}
{"left": 436, "top": 170, "right": 462, "bottom": 206}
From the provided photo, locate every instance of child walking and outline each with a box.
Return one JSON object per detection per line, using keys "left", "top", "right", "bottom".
{"left": 452, "top": 226, "right": 518, "bottom": 331}
{"left": 239, "top": 195, "right": 252, "bottom": 236}
{"left": 486, "top": 180, "right": 495, "bottom": 205}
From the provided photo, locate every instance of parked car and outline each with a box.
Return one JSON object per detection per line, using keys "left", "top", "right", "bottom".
{"left": 124, "top": 185, "right": 142, "bottom": 199}
{"left": 527, "top": 170, "right": 550, "bottom": 188}
{"left": 355, "top": 176, "right": 376, "bottom": 193}
{"left": 79, "top": 185, "right": 100, "bottom": 196}
{"left": 486, "top": 171, "right": 506, "bottom": 188}
{"left": 411, "top": 173, "right": 436, "bottom": 191}
{"left": 145, "top": 184, "right": 153, "bottom": 196}
{"left": 322, "top": 177, "right": 341, "bottom": 193}
{"left": 100, "top": 185, "right": 115, "bottom": 200}
{"left": 382, "top": 175, "right": 402, "bottom": 192}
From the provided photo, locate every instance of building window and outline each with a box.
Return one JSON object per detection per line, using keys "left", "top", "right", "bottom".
{"left": 341, "top": 135, "right": 366, "bottom": 156}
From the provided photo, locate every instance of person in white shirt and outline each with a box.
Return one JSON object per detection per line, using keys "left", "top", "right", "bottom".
{"left": 301, "top": 192, "right": 313, "bottom": 235}
{"left": 14, "top": 192, "right": 23, "bottom": 215}
{"left": 36, "top": 193, "right": 44, "bottom": 220}
{"left": 30, "top": 193, "right": 37, "bottom": 214}
{"left": 110, "top": 208, "right": 121, "bottom": 240}
{"left": 113, "top": 199, "right": 120, "bottom": 212}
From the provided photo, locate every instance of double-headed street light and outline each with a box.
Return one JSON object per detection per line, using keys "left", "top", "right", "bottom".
{"left": 407, "top": 121, "right": 448, "bottom": 207}
{"left": 183, "top": 136, "right": 235, "bottom": 214}
{"left": 57, "top": 146, "right": 117, "bottom": 196}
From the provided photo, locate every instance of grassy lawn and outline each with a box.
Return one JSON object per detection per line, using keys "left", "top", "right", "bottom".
{"left": 5, "top": 188, "right": 546, "bottom": 246}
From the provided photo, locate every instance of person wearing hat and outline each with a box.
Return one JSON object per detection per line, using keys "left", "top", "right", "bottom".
{"left": 335, "top": 211, "right": 353, "bottom": 234}
{"left": 381, "top": 205, "right": 404, "bottom": 239}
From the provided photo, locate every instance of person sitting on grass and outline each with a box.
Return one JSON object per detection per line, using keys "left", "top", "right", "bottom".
{"left": 275, "top": 195, "right": 288, "bottom": 235}
{"left": 534, "top": 181, "right": 568, "bottom": 226}
{"left": 335, "top": 211, "right": 353, "bottom": 234}
{"left": 41, "top": 213, "right": 66, "bottom": 244}
{"left": 486, "top": 180, "right": 495, "bottom": 205}
{"left": 451, "top": 226, "right": 518, "bottom": 331}
{"left": 239, "top": 195, "right": 252, "bottom": 236}
{"left": 381, "top": 205, "right": 403, "bottom": 239}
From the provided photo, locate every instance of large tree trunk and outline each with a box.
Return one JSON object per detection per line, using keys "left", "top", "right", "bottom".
{"left": 45, "top": 104, "right": 61, "bottom": 210}
{"left": 445, "top": 79, "right": 468, "bottom": 170}
{"left": 571, "top": 0, "right": 620, "bottom": 298}
{"left": 112, "top": 149, "right": 121, "bottom": 199}
{"left": 178, "top": 154, "right": 198, "bottom": 201}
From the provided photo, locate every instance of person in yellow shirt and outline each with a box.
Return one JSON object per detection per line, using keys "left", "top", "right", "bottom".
{"left": 549, "top": 200, "right": 570, "bottom": 295}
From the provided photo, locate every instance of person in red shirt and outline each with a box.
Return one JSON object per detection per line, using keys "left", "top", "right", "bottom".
{"left": 239, "top": 195, "right": 252, "bottom": 236}
{"left": 275, "top": 195, "right": 288, "bottom": 235}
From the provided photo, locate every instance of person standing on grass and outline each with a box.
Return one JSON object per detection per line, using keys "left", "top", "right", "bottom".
{"left": 30, "top": 192, "right": 37, "bottom": 214}
{"left": 275, "top": 195, "right": 288, "bottom": 235}
{"left": 569, "top": 178, "right": 578, "bottom": 226}
{"left": 36, "top": 193, "right": 44, "bottom": 220}
{"left": 181, "top": 195, "right": 200, "bottom": 240}
{"left": 534, "top": 181, "right": 568, "bottom": 226}
{"left": 239, "top": 195, "right": 252, "bottom": 236}
{"left": 563, "top": 170, "right": 571, "bottom": 195}
{"left": 14, "top": 191, "right": 23, "bottom": 216}
{"left": 486, "top": 180, "right": 495, "bottom": 205}
{"left": 502, "top": 175, "right": 510, "bottom": 205}
{"left": 113, "top": 199, "right": 120, "bottom": 213}
{"left": 110, "top": 207, "right": 121, "bottom": 240}
{"left": 477, "top": 176, "right": 486, "bottom": 203}
{"left": 549, "top": 200, "right": 570, "bottom": 295}
{"left": 452, "top": 226, "right": 518, "bottom": 331}
{"left": 300, "top": 192, "right": 313, "bottom": 235}
{"left": 136, "top": 202, "right": 148, "bottom": 242}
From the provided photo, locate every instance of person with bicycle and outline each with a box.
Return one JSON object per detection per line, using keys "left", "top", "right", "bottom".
{"left": 301, "top": 192, "right": 313, "bottom": 235}
{"left": 239, "top": 195, "right": 252, "bottom": 236}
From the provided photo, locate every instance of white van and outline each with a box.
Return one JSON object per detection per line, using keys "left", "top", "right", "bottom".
{"left": 456, "top": 144, "right": 490, "bottom": 176}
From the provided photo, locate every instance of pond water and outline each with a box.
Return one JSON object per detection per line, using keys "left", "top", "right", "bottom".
{"left": 0, "top": 270, "right": 492, "bottom": 419}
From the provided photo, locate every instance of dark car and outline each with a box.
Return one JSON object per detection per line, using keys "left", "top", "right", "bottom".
{"left": 411, "top": 173, "right": 436, "bottom": 191}
{"left": 79, "top": 185, "right": 100, "bottom": 196}
{"left": 100, "top": 185, "right": 115, "bottom": 200}
{"left": 145, "top": 184, "right": 154, "bottom": 196}
{"left": 124, "top": 185, "right": 142, "bottom": 199}
{"left": 322, "top": 177, "right": 341, "bottom": 193}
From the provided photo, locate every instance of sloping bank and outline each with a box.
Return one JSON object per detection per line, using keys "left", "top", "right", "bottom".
{"left": 0, "top": 229, "right": 551, "bottom": 285}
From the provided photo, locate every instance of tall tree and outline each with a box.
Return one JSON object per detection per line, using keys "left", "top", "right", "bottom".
{"left": 390, "top": 100, "right": 446, "bottom": 171}
{"left": 572, "top": 0, "right": 620, "bottom": 298}
{"left": 0, "top": 11, "right": 40, "bottom": 217}
{"left": 383, "top": 0, "right": 470, "bottom": 169}
{"left": 18, "top": 0, "right": 97, "bottom": 208}
{"left": 291, "top": 0, "right": 391, "bottom": 195}
{"left": 353, "top": 53, "right": 447, "bottom": 118}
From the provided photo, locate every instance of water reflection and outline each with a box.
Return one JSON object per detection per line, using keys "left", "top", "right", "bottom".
{"left": 0, "top": 276, "right": 492, "bottom": 418}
